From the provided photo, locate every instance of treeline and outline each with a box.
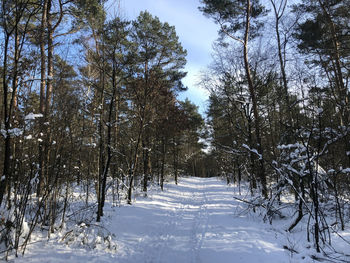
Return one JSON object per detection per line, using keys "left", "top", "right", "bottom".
{"left": 200, "top": 0, "right": 350, "bottom": 253}
{"left": 0, "top": 0, "right": 205, "bottom": 256}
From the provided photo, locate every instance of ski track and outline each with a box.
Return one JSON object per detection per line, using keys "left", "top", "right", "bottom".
{"left": 14, "top": 177, "right": 295, "bottom": 263}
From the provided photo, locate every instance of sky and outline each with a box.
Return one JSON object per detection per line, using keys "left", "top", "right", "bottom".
{"left": 109, "top": 0, "right": 219, "bottom": 115}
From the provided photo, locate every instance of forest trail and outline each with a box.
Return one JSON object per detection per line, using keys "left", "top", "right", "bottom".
{"left": 111, "top": 177, "right": 288, "bottom": 263}
{"left": 14, "top": 177, "right": 292, "bottom": 263}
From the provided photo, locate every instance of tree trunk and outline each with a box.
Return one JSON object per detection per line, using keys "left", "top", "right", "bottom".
{"left": 97, "top": 70, "right": 105, "bottom": 222}
{"left": 160, "top": 138, "right": 166, "bottom": 191}
{"left": 38, "top": 0, "right": 48, "bottom": 197}
{"left": 243, "top": 0, "right": 267, "bottom": 198}
{"left": 247, "top": 112, "right": 257, "bottom": 192}
{"left": 99, "top": 84, "right": 117, "bottom": 220}
{"left": 173, "top": 137, "right": 178, "bottom": 185}
{"left": 1, "top": 35, "right": 11, "bottom": 207}
{"left": 127, "top": 122, "right": 143, "bottom": 204}
{"left": 270, "top": 0, "right": 293, "bottom": 142}
{"left": 142, "top": 140, "right": 150, "bottom": 193}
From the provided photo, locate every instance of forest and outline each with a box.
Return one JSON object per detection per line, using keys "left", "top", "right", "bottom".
{"left": 1, "top": 0, "right": 350, "bottom": 261}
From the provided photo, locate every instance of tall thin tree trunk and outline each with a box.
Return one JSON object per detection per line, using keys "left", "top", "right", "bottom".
{"left": 143, "top": 140, "right": 150, "bottom": 193}
{"left": 99, "top": 84, "right": 117, "bottom": 219}
{"left": 270, "top": 0, "right": 292, "bottom": 141}
{"left": 160, "top": 137, "right": 166, "bottom": 191}
{"left": 1, "top": 35, "right": 11, "bottom": 207}
{"left": 243, "top": 0, "right": 267, "bottom": 198}
{"left": 38, "top": 0, "right": 48, "bottom": 197}
{"left": 97, "top": 71, "right": 105, "bottom": 222}
{"left": 127, "top": 121, "right": 143, "bottom": 204}
{"left": 173, "top": 137, "right": 178, "bottom": 185}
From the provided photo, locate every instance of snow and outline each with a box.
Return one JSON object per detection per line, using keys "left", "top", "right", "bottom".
{"left": 108, "top": 178, "right": 287, "bottom": 263}
{"left": 242, "top": 144, "right": 262, "bottom": 160}
{"left": 341, "top": 168, "right": 350, "bottom": 173}
{"left": 24, "top": 135, "right": 33, "bottom": 140}
{"left": 316, "top": 107, "right": 323, "bottom": 114}
{"left": 11, "top": 177, "right": 350, "bottom": 263}
{"left": 25, "top": 113, "right": 43, "bottom": 120}
{"left": 0, "top": 129, "right": 6, "bottom": 138}
{"left": 84, "top": 143, "right": 97, "bottom": 148}
{"left": 0, "top": 128, "right": 23, "bottom": 138}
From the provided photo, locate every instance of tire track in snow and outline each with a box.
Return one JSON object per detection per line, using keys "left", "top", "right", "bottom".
{"left": 152, "top": 208, "right": 176, "bottom": 263}
{"left": 149, "top": 187, "right": 188, "bottom": 263}
{"left": 189, "top": 180, "right": 209, "bottom": 263}
{"left": 119, "top": 179, "right": 211, "bottom": 263}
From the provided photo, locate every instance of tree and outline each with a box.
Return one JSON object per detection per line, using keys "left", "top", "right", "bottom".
{"left": 125, "top": 11, "right": 187, "bottom": 203}
{"left": 294, "top": 0, "right": 350, "bottom": 172}
{"left": 179, "top": 99, "right": 205, "bottom": 178}
{"left": 269, "top": 0, "right": 295, "bottom": 143}
{"left": 200, "top": 0, "right": 268, "bottom": 198}
{"left": 0, "top": 0, "right": 39, "bottom": 206}
{"left": 97, "top": 17, "right": 130, "bottom": 221}
{"left": 294, "top": 0, "right": 350, "bottom": 125}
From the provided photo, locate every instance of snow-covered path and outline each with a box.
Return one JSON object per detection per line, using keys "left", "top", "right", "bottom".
{"left": 14, "top": 177, "right": 292, "bottom": 263}
{"left": 111, "top": 177, "right": 287, "bottom": 263}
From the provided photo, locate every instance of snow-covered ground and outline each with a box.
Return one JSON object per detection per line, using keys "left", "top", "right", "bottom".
{"left": 11, "top": 177, "right": 350, "bottom": 263}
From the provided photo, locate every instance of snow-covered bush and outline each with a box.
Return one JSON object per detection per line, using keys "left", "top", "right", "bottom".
{"left": 61, "top": 222, "right": 117, "bottom": 252}
{"left": 0, "top": 206, "right": 30, "bottom": 260}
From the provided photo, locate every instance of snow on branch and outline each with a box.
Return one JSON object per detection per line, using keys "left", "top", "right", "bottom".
{"left": 24, "top": 113, "right": 43, "bottom": 120}
{"left": 242, "top": 144, "right": 262, "bottom": 160}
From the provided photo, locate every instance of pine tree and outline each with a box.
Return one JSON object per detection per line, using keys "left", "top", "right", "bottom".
{"left": 125, "top": 11, "right": 187, "bottom": 202}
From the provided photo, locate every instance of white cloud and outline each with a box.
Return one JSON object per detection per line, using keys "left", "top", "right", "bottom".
{"left": 180, "top": 64, "right": 209, "bottom": 115}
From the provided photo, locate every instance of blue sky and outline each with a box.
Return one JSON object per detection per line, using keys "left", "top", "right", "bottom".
{"left": 110, "top": 0, "right": 219, "bottom": 115}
